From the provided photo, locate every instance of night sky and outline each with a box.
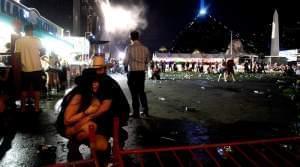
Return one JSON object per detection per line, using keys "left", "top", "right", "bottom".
{"left": 21, "top": 0, "right": 300, "bottom": 51}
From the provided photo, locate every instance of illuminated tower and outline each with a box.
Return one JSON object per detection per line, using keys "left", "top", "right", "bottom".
{"left": 270, "top": 10, "right": 279, "bottom": 57}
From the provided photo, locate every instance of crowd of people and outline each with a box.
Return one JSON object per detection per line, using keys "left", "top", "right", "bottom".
{"left": 147, "top": 58, "right": 299, "bottom": 81}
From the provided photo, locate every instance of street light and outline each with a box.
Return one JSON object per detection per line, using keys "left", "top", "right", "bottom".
{"left": 198, "top": 8, "right": 207, "bottom": 16}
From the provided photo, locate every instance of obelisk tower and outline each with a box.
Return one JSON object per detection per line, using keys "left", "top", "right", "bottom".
{"left": 270, "top": 10, "right": 279, "bottom": 63}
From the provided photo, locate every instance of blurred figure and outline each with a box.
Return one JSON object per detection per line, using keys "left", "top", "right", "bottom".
{"left": 226, "top": 59, "right": 236, "bottom": 82}
{"left": 244, "top": 60, "right": 250, "bottom": 73}
{"left": 151, "top": 64, "right": 161, "bottom": 80}
{"left": 47, "top": 52, "right": 60, "bottom": 93}
{"left": 218, "top": 60, "right": 227, "bottom": 82}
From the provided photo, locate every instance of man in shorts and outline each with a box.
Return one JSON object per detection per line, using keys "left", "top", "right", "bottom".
{"left": 15, "top": 24, "right": 45, "bottom": 112}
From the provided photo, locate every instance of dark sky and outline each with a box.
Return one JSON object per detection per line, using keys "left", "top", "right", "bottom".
{"left": 21, "top": 0, "right": 300, "bottom": 50}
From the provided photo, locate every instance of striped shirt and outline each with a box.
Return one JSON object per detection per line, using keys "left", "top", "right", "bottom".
{"left": 124, "top": 40, "right": 150, "bottom": 71}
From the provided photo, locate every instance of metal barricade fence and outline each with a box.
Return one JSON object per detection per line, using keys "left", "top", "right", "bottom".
{"left": 48, "top": 117, "right": 300, "bottom": 167}
{"left": 113, "top": 117, "right": 300, "bottom": 167}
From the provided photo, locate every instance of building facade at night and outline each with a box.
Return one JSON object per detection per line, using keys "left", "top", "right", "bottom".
{"left": 0, "top": 0, "right": 89, "bottom": 65}
{"left": 73, "top": 0, "right": 102, "bottom": 38}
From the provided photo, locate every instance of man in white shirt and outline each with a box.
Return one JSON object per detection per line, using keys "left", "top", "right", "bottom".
{"left": 15, "top": 24, "right": 45, "bottom": 113}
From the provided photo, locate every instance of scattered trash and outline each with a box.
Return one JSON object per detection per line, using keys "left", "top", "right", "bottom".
{"left": 184, "top": 106, "right": 197, "bottom": 112}
{"left": 160, "top": 136, "right": 176, "bottom": 142}
{"left": 224, "top": 146, "right": 233, "bottom": 152}
{"left": 217, "top": 147, "right": 224, "bottom": 156}
{"left": 217, "top": 146, "right": 233, "bottom": 158}
{"left": 280, "top": 144, "right": 293, "bottom": 151}
{"left": 201, "top": 86, "right": 205, "bottom": 90}
{"left": 253, "top": 90, "right": 264, "bottom": 94}
{"left": 79, "top": 144, "right": 91, "bottom": 159}
{"left": 170, "top": 131, "right": 179, "bottom": 135}
{"left": 276, "top": 80, "right": 286, "bottom": 84}
{"left": 158, "top": 97, "right": 166, "bottom": 101}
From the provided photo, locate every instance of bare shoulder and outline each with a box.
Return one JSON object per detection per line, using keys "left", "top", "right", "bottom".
{"left": 69, "top": 94, "right": 82, "bottom": 105}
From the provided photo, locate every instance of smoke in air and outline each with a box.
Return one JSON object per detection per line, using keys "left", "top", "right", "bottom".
{"left": 96, "top": 0, "right": 147, "bottom": 40}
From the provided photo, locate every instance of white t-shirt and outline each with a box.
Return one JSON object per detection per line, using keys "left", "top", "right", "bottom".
{"left": 48, "top": 54, "right": 59, "bottom": 69}
{"left": 15, "top": 36, "right": 43, "bottom": 72}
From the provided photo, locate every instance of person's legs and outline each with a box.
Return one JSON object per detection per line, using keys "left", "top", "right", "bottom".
{"left": 127, "top": 72, "right": 140, "bottom": 117}
{"left": 20, "top": 72, "right": 31, "bottom": 112}
{"left": 137, "top": 72, "right": 148, "bottom": 116}
{"left": 67, "top": 122, "right": 99, "bottom": 161}
{"left": 32, "top": 71, "right": 42, "bottom": 112}
{"left": 47, "top": 71, "right": 53, "bottom": 92}
{"left": 231, "top": 73, "right": 236, "bottom": 82}
{"left": 218, "top": 73, "right": 222, "bottom": 82}
{"left": 33, "top": 91, "right": 40, "bottom": 112}
{"left": 119, "top": 128, "right": 128, "bottom": 148}
{"left": 94, "top": 135, "right": 109, "bottom": 152}
{"left": 20, "top": 91, "right": 28, "bottom": 112}
{"left": 93, "top": 134, "right": 110, "bottom": 167}
{"left": 66, "top": 121, "right": 97, "bottom": 139}
{"left": 54, "top": 71, "right": 60, "bottom": 91}
{"left": 224, "top": 72, "right": 228, "bottom": 82}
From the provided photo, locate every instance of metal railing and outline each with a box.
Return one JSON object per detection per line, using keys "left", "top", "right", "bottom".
{"left": 48, "top": 117, "right": 300, "bottom": 166}
{"left": 113, "top": 117, "right": 300, "bottom": 167}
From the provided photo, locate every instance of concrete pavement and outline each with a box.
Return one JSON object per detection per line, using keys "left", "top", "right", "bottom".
{"left": 0, "top": 73, "right": 298, "bottom": 166}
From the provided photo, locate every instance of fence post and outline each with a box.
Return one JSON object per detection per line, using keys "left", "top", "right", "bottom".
{"left": 113, "top": 117, "right": 124, "bottom": 167}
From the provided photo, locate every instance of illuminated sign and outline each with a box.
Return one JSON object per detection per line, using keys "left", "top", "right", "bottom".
{"left": 0, "top": 0, "right": 61, "bottom": 35}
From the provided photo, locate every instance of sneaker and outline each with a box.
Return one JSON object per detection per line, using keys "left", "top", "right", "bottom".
{"left": 129, "top": 113, "right": 140, "bottom": 118}
{"left": 141, "top": 113, "right": 150, "bottom": 117}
